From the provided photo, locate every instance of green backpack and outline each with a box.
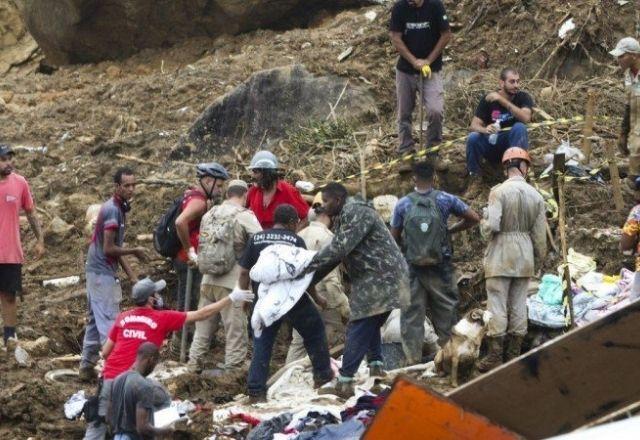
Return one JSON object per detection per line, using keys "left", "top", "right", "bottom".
{"left": 402, "top": 191, "right": 447, "bottom": 266}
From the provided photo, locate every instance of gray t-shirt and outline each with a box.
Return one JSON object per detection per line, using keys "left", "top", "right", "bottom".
{"left": 86, "top": 197, "right": 125, "bottom": 276}
{"left": 109, "top": 371, "right": 170, "bottom": 439}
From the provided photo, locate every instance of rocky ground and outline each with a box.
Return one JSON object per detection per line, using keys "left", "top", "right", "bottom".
{"left": 0, "top": 0, "right": 638, "bottom": 438}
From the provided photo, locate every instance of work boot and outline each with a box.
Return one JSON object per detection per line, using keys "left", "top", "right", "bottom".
{"left": 313, "top": 372, "right": 334, "bottom": 389}
{"left": 78, "top": 366, "right": 97, "bottom": 383}
{"left": 477, "top": 336, "right": 504, "bottom": 373}
{"left": 317, "top": 376, "right": 355, "bottom": 399}
{"left": 368, "top": 361, "right": 387, "bottom": 377}
{"left": 465, "top": 174, "right": 485, "bottom": 199}
{"left": 504, "top": 334, "right": 525, "bottom": 362}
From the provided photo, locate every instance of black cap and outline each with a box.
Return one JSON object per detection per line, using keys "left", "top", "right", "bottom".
{"left": 0, "top": 145, "right": 14, "bottom": 157}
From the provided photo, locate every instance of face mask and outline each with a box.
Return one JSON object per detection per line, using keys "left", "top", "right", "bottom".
{"left": 152, "top": 294, "right": 164, "bottom": 310}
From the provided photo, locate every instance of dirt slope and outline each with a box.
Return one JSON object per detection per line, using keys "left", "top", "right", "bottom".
{"left": 0, "top": 1, "right": 638, "bottom": 438}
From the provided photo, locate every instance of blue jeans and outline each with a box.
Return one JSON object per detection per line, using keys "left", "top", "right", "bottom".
{"left": 248, "top": 294, "right": 332, "bottom": 396}
{"left": 340, "top": 311, "right": 391, "bottom": 378}
{"left": 466, "top": 122, "right": 529, "bottom": 175}
{"left": 80, "top": 272, "right": 121, "bottom": 369}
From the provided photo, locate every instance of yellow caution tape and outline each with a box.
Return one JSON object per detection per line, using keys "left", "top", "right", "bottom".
{"left": 317, "top": 116, "right": 600, "bottom": 189}
{"left": 318, "top": 114, "right": 605, "bottom": 190}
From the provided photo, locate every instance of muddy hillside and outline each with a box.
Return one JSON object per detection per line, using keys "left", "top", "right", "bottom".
{"left": 0, "top": 0, "right": 638, "bottom": 438}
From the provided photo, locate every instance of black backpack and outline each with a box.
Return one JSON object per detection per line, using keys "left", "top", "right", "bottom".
{"left": 153, "top": 196, "right": 184, "bottom": 258}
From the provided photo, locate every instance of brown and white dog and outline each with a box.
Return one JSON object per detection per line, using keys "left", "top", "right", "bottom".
{"left": 434, "top": 308, "right": 493, "bottom": 387}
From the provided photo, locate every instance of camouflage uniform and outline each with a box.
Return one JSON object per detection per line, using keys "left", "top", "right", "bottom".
{"left": 286, "top": 220, "right": 350, "bottom": 364}
{"left": 307, "top": 198, "right": 408, "bottom": 377}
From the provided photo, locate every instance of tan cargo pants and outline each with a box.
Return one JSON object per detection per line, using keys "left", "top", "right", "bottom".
{"left": 188, "top": 284, "right": 248, "bottom": 369}
{"left": 486, "top": 277, "right": 529, "bottom": 337}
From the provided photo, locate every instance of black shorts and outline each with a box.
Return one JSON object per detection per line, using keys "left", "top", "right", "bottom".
{"left": 0, "top": 264, "right": 22, "bottom": 294}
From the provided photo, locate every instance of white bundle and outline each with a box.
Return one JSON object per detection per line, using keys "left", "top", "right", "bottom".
{"left": 250, "top": 244, "right": 317, "bottom": 337}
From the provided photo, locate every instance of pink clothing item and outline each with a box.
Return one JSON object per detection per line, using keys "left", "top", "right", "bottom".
{"left": 0, "top": 173, "right": 35, "bottom": 264}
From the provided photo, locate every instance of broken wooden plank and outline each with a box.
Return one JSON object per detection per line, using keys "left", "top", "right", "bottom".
{"left": 448, "top": 300, "right": 640, "bottom": 439}
{"left": 364, "top": 376, "right": 521, "bottom": 439}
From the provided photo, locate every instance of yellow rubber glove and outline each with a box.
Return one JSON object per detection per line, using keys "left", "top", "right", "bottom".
{"left": 420, "top": 64, "right": 432, "bottom": 78}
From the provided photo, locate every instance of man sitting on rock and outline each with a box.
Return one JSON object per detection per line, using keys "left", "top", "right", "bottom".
{"left": 465, "top": 68, "right": 534, "bottom": 196}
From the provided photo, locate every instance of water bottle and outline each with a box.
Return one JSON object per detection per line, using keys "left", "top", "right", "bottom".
{"left": 488, "top": 120, "right": 501, "bottom": 145}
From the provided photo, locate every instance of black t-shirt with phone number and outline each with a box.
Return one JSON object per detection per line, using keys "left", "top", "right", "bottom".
{"left": 239, "top": 228, "right": 307, "bottom": 291}
{"left": 389, "top": 0, "right": 450, "bottom": 74}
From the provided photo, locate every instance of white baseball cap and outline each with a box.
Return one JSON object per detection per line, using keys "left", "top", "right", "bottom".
{"left": 610, "top": 37, "right": 640, "bottom": 57}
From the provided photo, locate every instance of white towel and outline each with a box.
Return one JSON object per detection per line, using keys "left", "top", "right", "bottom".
{"left": 249, "top": 244, "right": 317, "bottom": 337}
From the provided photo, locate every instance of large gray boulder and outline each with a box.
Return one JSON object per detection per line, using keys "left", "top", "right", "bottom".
{"left": 19, "top": 0, "right": 366, "bottom": 64}
{"left": 187, "top": 64, "right": 376, "bottom": 153}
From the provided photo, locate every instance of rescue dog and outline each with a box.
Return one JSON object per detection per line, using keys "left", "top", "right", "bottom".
{"left": 434, "top": 308, "right": 493, "bottom": 387}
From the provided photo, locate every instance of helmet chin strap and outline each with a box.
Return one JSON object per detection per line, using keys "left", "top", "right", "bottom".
{"left": 200, "top": 178, "right": 219, "bottom": 200}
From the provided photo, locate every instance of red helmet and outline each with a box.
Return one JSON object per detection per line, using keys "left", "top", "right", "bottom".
{"left": 502, "top": 147, "right": 531, "bottom": 165}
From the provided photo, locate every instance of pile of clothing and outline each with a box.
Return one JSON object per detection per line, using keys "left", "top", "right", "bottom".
{"left": 217, "top": 392, "right": 389, "bottom": 440}
{"left": 528, "top": 267, "right": 634, "bottom": 329}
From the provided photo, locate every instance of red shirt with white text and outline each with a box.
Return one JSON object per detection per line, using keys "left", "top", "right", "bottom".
{"left": 102, "top": 308, "right": 186, "bottom": 379}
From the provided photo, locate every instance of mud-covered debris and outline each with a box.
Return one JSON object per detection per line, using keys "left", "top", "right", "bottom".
{"left": 20, "top": 336, "right": 52, "bottom": 356}
{"left": 15, "top": 345, "right": 33, "bottom": 367}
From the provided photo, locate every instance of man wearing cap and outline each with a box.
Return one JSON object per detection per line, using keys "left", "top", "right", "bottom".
{"left": 610, "top": 37, "right": 640, "bottom": 188}
{"left": 246, "top": 150, "right": 309, "bottom": 229}
{"left": 477, "top": 147, "right": 547, "bottom": 373}
{"left": 188, "top": 179, "right": 262, "bottom": 373}
{"left": 0, "top": 145, "right": 45, "bottom": 345}
{"left": 83, "top": 277, "right": 253, "bottom": 440}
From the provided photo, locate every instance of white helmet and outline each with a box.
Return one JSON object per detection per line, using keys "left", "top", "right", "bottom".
{"left": 248, "top": 150, "right": 278, "bottom": 170}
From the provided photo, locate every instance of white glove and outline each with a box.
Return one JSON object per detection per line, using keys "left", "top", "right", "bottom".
{"left": 229, "top": 288, "right": 254, "bottom": 304}
{"left": 187, "top": 247, "right": 198, "bottom": 265}
{"left": 295, "top": 180, "right": 315, "bottom": 192}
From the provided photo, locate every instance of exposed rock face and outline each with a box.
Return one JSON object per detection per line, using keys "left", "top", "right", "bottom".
{"left": 0, "top": 1, "right": 38, "bottom": 74}
{"left": 19, "top": 0, "right": 365, "bottom": 64}
{"left": 187, "top": 64, "right": 377, "bottom": 153}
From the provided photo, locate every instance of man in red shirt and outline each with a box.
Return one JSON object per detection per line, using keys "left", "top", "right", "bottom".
{"left": 173, "top": 163, "right": 229, "bottom": 313}
{"left": 83, "top": 277, "right": 253, "bottom": 440}
{"left": 246, "top": 151, "right": 309, "bottom": 229}
{"left": 0, "top": 145, "right": 45, "bottom": 345}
